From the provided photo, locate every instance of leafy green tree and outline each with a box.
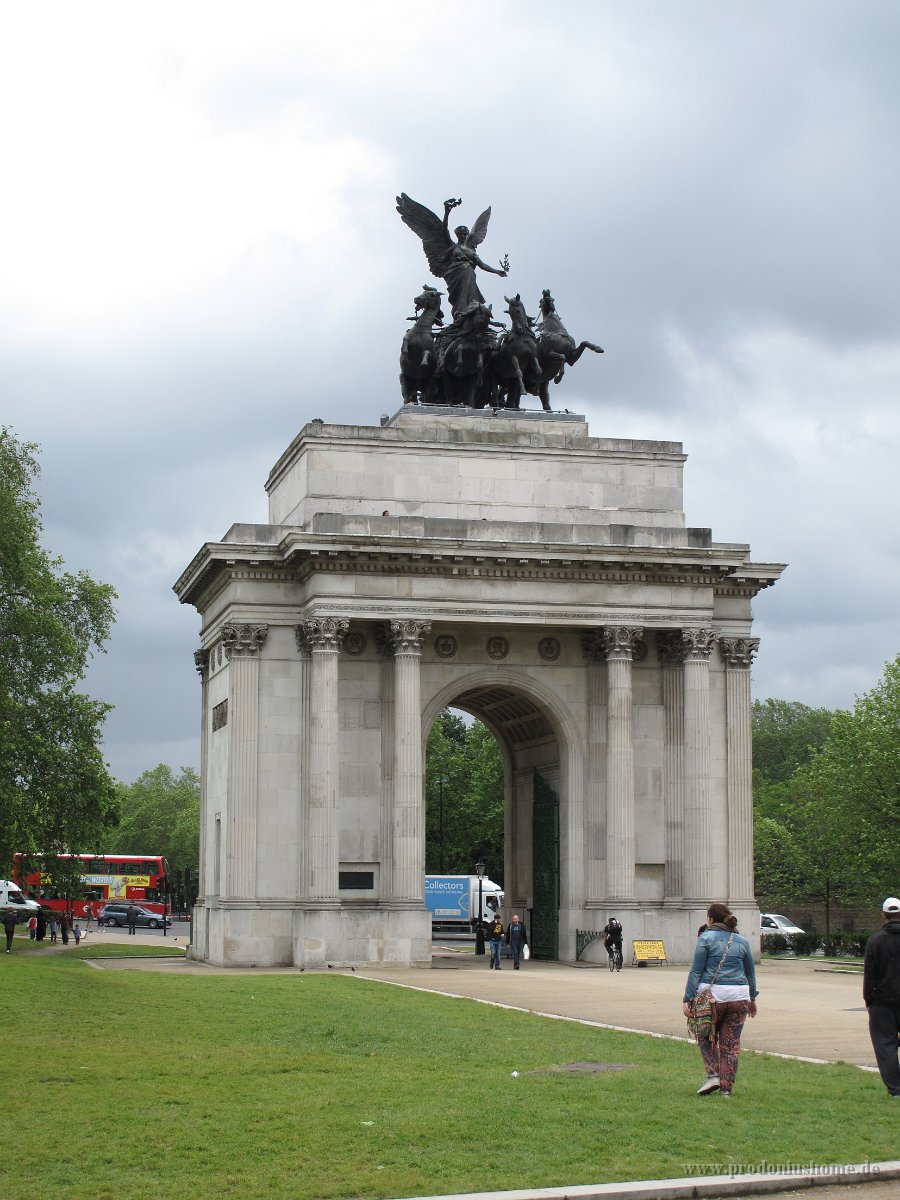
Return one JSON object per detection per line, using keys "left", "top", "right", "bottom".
{"left": 791, "top": 655, "right": 900, "bottom": 915}
{"left": 425, "top": 711, "right": 504, "bottom": 881}
{"left": 108, "top": 765, "right": 200, "bottom": 871}
{"left": 752, "top": 698, "right": 836, "bottom": 784}
{"left": 0, "top": 428, "right": 117, "bottom": 876}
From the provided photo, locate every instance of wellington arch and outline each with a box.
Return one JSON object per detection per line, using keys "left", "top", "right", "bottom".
{"left": 174, "top": 406, "right": 784, "bottom": 968}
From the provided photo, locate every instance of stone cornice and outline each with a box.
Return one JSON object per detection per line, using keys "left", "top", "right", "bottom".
{"left": 174, "top": 537, "right": 784, "bottom": 609}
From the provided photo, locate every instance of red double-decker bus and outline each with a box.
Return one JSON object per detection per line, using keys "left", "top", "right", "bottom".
{"left": 13, "top": 854, "right": 169, "bottom": 919}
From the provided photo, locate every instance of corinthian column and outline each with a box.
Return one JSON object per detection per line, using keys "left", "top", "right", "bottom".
{"left": 194, "top": 648, "right": 210, "bottom": 901}
{"left": 389, "top": 619, "right": 431, "bottom": 901}
{"left": 602, "top": 625, "right": 642, "bottom": 901}
{"left": 682, "top": 627, "right": 718, "bottom": 903}
{"left": 656, "top": 633, "right": 685, "bottom": 903}
{"left": 582, "top": 632, "right": 607, "bottom": 902}
{"left": 304, "top": 617, "right": 348, "bottom": 901}
{"left": 720, "top": 638, "right": 759, "bottom": 903}
{"left": 222, "top": 623, "right": 268, "bottom": 898}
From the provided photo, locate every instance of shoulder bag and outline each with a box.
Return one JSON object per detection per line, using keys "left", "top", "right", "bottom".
{"left": 686, "top": 932, "right": 735, "bottom": 1041}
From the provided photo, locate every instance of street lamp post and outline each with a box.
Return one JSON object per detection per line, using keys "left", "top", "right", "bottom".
{"left": 475, "top": 858, "right": 486, "bottom": 955}
{"left": 438, "top": 777, "right": 446, "bottom": 874}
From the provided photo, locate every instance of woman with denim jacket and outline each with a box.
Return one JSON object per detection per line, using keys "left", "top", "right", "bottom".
{"left": 683, "top": 902, "right": 758, "bottom": 1097}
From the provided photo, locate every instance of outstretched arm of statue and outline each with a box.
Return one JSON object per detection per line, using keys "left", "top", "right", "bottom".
{"left": 474, "top": 254, "right": 507, "bottom": 278}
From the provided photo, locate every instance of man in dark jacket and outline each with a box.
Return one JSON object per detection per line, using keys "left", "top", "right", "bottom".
{"left": 863, "top": 897, "right": 900, "bottom": 1099}
{"left": 506, "top": 914, "right": 527, "bottom": 970}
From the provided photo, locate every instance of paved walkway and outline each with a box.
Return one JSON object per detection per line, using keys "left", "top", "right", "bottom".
{"left": 358, "top": 947, "right": 877, "bottom": 1068}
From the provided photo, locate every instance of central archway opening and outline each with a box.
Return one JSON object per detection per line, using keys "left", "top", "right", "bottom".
{"left": 423, "top": 683, "right": 563, "bottom": 958}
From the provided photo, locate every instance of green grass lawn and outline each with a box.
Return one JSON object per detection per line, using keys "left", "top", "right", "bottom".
{"left": 1, "top": 952, "right": 895, "bottom": 1200}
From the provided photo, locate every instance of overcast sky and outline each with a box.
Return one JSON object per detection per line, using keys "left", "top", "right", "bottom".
{"left": 3, "top": 1, "right": 898, "bottom": 782}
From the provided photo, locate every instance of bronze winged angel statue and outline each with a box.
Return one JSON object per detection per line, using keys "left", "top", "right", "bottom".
{"left": 396, "top": 194, "right": 508, "bottom": 319}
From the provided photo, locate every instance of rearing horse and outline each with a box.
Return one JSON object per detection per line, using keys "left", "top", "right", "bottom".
{"left": 399, "top": 285, "right": 444, "bottom": 404}
{"left": 534, "top": 289, "right": 603, "bottom": 410}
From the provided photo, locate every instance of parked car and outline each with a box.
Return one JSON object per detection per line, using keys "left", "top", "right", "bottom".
{"left": 761, "top": 913, "right": 804, "bottom": 936}
{"left": 100, "top": 903, "right": 172, "bottom": 929}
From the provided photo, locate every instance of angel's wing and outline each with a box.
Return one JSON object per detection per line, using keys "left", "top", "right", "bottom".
{"left": 396, "top": 194, "right": 451, "bottom": 277}
{"left": 466, "top": 206, "right": 492, "bottom": 250}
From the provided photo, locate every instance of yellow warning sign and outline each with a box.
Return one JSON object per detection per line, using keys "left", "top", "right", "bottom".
{"left": 632, "top": 939, "right": 668, "bottom": 963}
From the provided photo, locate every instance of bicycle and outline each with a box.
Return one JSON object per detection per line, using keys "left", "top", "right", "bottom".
{"left": 606, "top": 942, "right": 623, "bottom": 972}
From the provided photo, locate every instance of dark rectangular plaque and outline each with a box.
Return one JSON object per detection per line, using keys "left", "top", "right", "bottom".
{"left": 212, "top": 699, "right": 228, "bottom": 731}
{"left": 339, "top": 871, "right": 374, "bottom": 890}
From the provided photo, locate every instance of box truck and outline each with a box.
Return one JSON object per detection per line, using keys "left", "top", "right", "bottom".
{"left": 425, "top": 875, "right": 503, "bottom": 930}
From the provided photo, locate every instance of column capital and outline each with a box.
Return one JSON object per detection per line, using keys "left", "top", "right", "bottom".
{"left": 222, "top": 623, "right": 269, "bottom": 659}
{"left": 194, "top": 648, "right": 210, "bottom": 678}
{"left": 656, "top": 631, "right": 686, "bottom": 669}
{"left": 601, "top": 625, "right": 644, "bottom": 662}
{"left": 681, "top": 627, "right": 719, "bottom": 662}
{"left": 302, "top": 617, "right": 349, "bottom": 653}
{"left": 388, "top": 618, "right": 432, "bottom": 655}
{"left": 581, "top": 631, "right": 606, "bottom": 665}
{"left": 719, "top": 637, "right": 760, "bottom": 670}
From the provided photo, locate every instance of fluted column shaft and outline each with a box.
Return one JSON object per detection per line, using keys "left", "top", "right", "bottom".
{"left": 390, "top": 619, "right": 431, "bottom": 901}
{"left": 194, "top": 649, "right": 210, "bottom": 900}
{"left": 582, "top": 633, "right": 607, "bottom": 902}
{"left": 720, "top": 638, "right": 759, "bottom": 902}
{"left": 222, "top": 623, "right": 268, "bottom": 898}
{"left": 304, "top": 618, "right": 348, "bottom": 901}
{"left": 657, "top": 634, "right": 685, "bottom": 902}
{"left": 682, "top": 627, "right": 718, "bottom": 902}
{"left": 294, "top": 631, "right": 312, "bottom": 900}
{"left": 602, "top": 626, "right": 642, "bottom": 902}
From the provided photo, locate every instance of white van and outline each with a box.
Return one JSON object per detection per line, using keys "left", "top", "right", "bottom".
{"left": 0, "top": 880, "right": 41, "bottom": 914}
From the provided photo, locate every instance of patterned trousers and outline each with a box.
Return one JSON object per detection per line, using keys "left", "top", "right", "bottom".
{"left": 698, "top": 1000, "right": 750, "bottom": 1093}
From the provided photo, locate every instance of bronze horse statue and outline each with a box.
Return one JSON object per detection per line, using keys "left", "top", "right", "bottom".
{"left": 534, "top": 289, "right": 603, "bottom": 409}
{"left": 487, "top": 294, "right": 541, "bottom": 410}
{"left": 434, "top": 302, "right": 496, "bottom": 407}
{"left": 399, "top": 285, "right": 444, "bottom": 404}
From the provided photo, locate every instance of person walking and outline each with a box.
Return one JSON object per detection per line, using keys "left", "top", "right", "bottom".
{"left": 683, "top": 902, "right": 758, "bottom": 1098}
{"left": 488, "top": 914, "right": 505, "bottom": 970}
{"left": 27, "top": 914, "right": 37, "bottom": 941}
{"left": 506, "top": 914, "right": 527, "bottom": 970}
{"left": 84, "top": 902, "right": 94, "bottom": 933}
{"left": 49, "top": 916, "right": 58, "bottom": 944}
{"left": 3, "top": 910, "right": 17, "bottom": 953}
{"left": 863, "top": 896, "right": 900, "bottom": 1099}
{"left": 127, "top": 902, "right": 138, "bottom": 935}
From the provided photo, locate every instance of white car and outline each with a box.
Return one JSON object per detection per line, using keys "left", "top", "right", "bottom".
{"left": 761, "top": 913, "right": 804, "bottom": 936}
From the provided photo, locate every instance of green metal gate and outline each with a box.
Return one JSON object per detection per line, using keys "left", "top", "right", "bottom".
{"left": 531, "top": 768, "right": 559, "bottom": 959}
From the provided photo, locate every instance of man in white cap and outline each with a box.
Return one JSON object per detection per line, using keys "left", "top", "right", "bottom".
{"left": 863, "top": 897, "right": 900, "bottom": 1099}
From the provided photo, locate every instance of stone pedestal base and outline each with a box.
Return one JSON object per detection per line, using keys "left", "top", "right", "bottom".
{"left": 572, "top": 902, "right": 761, "bottom": 965}
{"left": 189, "top": 901, "right": 432, "bottom": 969}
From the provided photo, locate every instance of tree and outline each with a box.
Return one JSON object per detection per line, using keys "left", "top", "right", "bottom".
{"left": 108, "top": 765, "right": 200, "bottom": 871}
{"left": 791, "top": 654, "right": 900, "bottom": 916}
{"left": 0, "top": 428, "right": 118, "bottom": 875}
{"left": 425, "top": 711, "right": 504, "bottom": 881}
{"left": 752, "top": 698, "right": 836, "bottom": 785}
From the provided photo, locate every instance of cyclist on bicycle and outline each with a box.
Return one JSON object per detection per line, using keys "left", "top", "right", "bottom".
{"left": 602, "top": 916, "right": 623, "bottom": 967}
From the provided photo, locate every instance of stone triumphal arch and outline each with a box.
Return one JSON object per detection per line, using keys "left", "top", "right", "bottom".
{"left": 175, "top": 407, "right": 783, "bottom": 968}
